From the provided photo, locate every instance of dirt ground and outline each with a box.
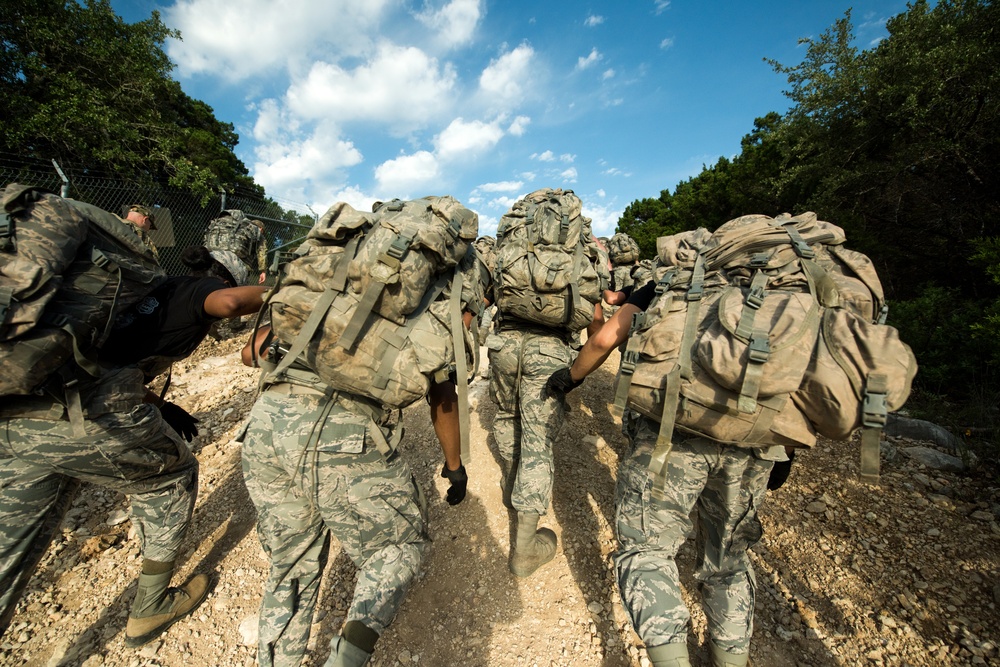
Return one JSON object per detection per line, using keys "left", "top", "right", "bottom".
{"left": 2, "top": 335, "right": 999, "bottom": 667}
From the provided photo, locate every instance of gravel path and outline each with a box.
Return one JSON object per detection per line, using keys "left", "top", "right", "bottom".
{"left": 2, "top": 336, "right": 999, "bottom": 667}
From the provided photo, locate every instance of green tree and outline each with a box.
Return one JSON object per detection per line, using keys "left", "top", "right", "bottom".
{"left": 0, "top": 0, "right": 255, "bottom": 198}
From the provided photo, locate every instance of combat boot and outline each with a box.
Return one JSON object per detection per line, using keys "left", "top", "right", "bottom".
{"left": 125, "top": 560, "right": 209, "bottom": 648}
{"left": 709, "top": 641, "right": 750, "bottom": 667}
{"left": 325, "top": 635, "right": 372, "bottom": 667}
{"left": 646, "top": 642, "right": 692, "bottom": 667}
{"left": 509, "top": 511, "right": 556, "bottom": 577}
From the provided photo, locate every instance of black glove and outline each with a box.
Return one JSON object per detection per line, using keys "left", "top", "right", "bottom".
{"left": 544, "top": 367, "right": 583, "bottom": 398}
{"left": 767, "top": 450, "right": 795, "bottom": 491}
{"left": 441, "top": 464, "right": 468, "bottom": 505}
{"left": 160, "top": 401, "right": 200, "bottom": 442}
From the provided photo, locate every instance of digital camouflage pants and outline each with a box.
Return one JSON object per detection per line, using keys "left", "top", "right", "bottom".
{"left": 241, "top": 387, "right": 429, "bottom": 667}
{"left": 0, "top": 370, "right": 198, "bottom": 636}
{"left": 614, "top": 413, "right": 775, "bottom": 655}
{"left": 487, "top": 329, "right": 574, "bottom": 516}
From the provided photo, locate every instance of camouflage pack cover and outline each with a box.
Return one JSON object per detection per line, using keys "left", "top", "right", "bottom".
{"left": 266, "top": 196, "right": 480, "bottom": 409}
{"left": 608, "top": 232, "right": 640, "bottom": 266}
{"left": 493, "top": 188, "right": 609, "bottom": 331}
{"left": 0, "top": 184, "right": 165, "bottom": 396}
{"left": 614, "top": 212, "right": 917, "bottom": 486}
{"left": 203, "top": 209, "right": 262, "bottom": 271}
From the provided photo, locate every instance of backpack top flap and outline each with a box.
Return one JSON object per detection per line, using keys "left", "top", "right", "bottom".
{"left": 1, "top": 187, "right": 90, "bottom": 340}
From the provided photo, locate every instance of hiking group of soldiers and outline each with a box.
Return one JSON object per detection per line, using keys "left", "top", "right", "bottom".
{"left": 1, "top": 192, "right": 781, "bottom": 667}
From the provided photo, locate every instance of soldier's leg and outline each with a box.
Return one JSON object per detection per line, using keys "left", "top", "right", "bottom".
{"left": 695, "top": 446, "right": 773, "bottom": 658}
{"left": 614, "top": 423, "right": 711, "bottom": 654}
{"left": 488, "top": 333, "right": 522, "bottom": 505}
{"left": 510, "top": 336, "right": 572, "bottom": 515}
{"left": 242, "top": 392, "right": 330, "bottom": 667}
{"left": 324, "top": 449, "right": 428, "bottom": 636}
{"left": 0, "top": 441, "right": 81, "bottom": 637}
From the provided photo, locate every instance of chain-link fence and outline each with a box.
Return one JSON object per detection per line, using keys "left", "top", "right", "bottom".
{"left": 0, "top": 152, "right": 316, "bottom": 281}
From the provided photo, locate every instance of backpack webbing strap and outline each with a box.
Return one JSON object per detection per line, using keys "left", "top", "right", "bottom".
{"left": 649, "top": 254, "right": 706, "bottom": 499}
{"left": 270, "top": 287, "right": 338, "bottom": 380}
{"left": 0, "top": 285, "right": 12, "bottom": 329}
{"left": 566, "top": 241, "right": 585, "bottom": 325}
{"left": 371, "top": 274, "right": 449, "bottom": 391}
{"left": 779, "top": 222, "right": 816, "bottom": 259}
{"left": 611, "top": 269, "right": 680, "bottom": 417}
{"left": 447, "top": 270, "right": 472, "bottom": 462}
{"left": 339, "top": 232, "right": 415, "bottom": 351}
{"left": 860, "top": 373, "right": 888, "bottom": 483}
{"left": 611, "top": 311, "right": 645, "bottom": 418}
{"left": 735, "top": 270, "right": 770, "bottom": 414}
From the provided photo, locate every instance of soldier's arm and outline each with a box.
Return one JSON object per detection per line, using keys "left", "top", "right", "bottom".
{"left": 204, "top": 286, "right": 267, "bottom": 319}
{"left": 570, "top": 303, "right": 640, "bottom": 382}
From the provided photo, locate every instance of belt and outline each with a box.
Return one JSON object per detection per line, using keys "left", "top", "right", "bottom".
{"left": 264, "top": 381, "right": 329, "bottom": 397}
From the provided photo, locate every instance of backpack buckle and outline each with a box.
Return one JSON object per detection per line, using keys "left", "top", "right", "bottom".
{"left": 862, "top": 391, "right": 888, "bottom": 427}
{"left": 749, "top": 252, "right": 769, "bottom": 268}
{"left": 747, "top": 333, "right": 771, "bottom": 363}
{"left": 380, "top": 232, "right": 414, "bottom": 267}
{"left": 620, "top": 349, "right": 639, "bottom": 374}
{"left": 745, "top": 286, "right": 765, "bottom": 309}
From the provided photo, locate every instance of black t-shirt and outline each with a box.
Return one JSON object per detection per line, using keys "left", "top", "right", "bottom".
{"left": 626, "top": 280, "right": 657, "bottom": 311}
{"left": 101, "top": 276, "right": 227, "bottom": 365}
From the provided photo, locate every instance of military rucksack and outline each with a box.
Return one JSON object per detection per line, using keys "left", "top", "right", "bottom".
{"left": 493, "top": 188, "right": 609, "bottom": 331}
{"left": 261, "top": 196, "right": 480, "bottom": 455}
{"left": 613, "top": 212, "right": 917, "bottom": 494}
{"left": 0, "top": 184, "right": 165, "bottom": 398}
{"left": 608, "top": 232, "right": 640, "bottom": 266}
{"left": 203, "top": 209, "right": 261, "bottom": 273}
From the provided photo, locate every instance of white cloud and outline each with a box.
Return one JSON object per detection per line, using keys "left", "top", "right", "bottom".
{"left": 252, "top": 122, "right": 364, "bottom": 201}
{"left": 325, "top": 186, "right": 380, "bottom": 213}
{"left": 508, "top": 115, "right": 531, "bottom": 136}
{"left": 585, "top": 14, "right": 604, "bottom": 27}
{"left": 532, "top": 150, "right": 556, "bottom": 162}
{"left": 596, "top": 189, "right": 606, "bottom": 198}
{"left": 479, "top": 44, "right": 535, "bottom": 102}
{"left": 489, "top": 195, "right": 520, "bottom": 210}
{"left": 603, "top": 69, "right": 616, "bottom": 80}
{"left": 654, "top": 0, "right": 671, "bottom": 15}
{"left": 583, "top": 202, "right": 624, "bottom": 237}
{"left": 520, "top": 171, "right": 537, "bottom": 181}
{"left": 286, "top": 43, "right": 457, "bottom": 130}
{"left": 374, "top": 151, "right": 441, "bottom": 197}
{"left": 576, "top": 48, "right": 602, "bottom": 71}
{"left": 660, "top": 37, "right": 675, "bottom": 49}
{"left": 477, "top": 181, "right": 523, "bottom": 193}
{"left": 560, "top": 153, "right": 576, "bottom": 164}
{"left": 415, "top": 0, "right": 483, "bottom": 49}
{"left": 166, "top": 0, "right": 389, "bottom": 79}
{"left": 434, "top": 118, "right": 505, "bottom": 161}
{"left": 560, "top": 167, "right": 578, "bottom": 183}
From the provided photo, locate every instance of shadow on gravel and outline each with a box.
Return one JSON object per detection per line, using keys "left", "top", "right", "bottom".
{"left": 551, "top": 364, "right": 634, "bottom": 667}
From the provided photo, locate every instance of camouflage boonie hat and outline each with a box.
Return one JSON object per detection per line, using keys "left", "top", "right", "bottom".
{"left": 209, "top": 249, "right": 252, "bottom": 287}
{"left": 128, "top": 204, "right": 157, "bottom": 229}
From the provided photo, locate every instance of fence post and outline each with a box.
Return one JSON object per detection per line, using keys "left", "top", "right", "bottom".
{"left": 51, "top": 160, "right": 70, "bottom": 198}
{"left": 219, "top": 187, "right": 227, "bottom": 213}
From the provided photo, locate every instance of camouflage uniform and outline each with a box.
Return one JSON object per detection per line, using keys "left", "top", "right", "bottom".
{"left": 487, "top": 328, "right": 575, "bottom": 515}
{"left": 0, "top": 367, "right": 197, "bottom": 633}
{"left": 614, "top": 412, "right": 780, "bottom": 656}
{"left": 241, "top": 379, "right": 429, "bottom": 667}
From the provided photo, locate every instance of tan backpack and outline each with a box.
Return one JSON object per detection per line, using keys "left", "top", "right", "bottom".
{"left": 608, "top": 232, "right": 640, "bottom": 266}
{"left": 262, "top": 196, "right": 480, "bottom": 456}
{"left": 613, "top": 213, "right": 917, "bottom": 494}
{"left": 493, "top": 188, "right": 609, "bottom": 331}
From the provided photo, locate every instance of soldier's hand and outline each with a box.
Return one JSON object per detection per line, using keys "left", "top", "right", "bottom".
{"left": 160, "top": 401, "right": 200, "bottom": 442}
{"left": 544, "top": 367, "right": 583, "bottom": 398}
{"left": 441, "top": 464, "right": 468, "bottom": 505}
{"left": 767, "top": 450, "right": 795, "bottom": 490}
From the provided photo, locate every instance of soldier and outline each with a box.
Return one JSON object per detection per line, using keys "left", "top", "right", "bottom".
{"left": 0, "top": 280, "right": 264, "bottom": 650}
{"left": 123, "top": 203, "right": 160, "bottom": 262}
{"left": 488, "top": 190, "right": 607, "bottom": 579}
{"left": 204, "top": 209, "right": 267, "bottom": 286}
{"left": 546, "top": 279, "right": 780, "bottom": 667}
{"left": 241, "top": 325, "right": 434, "bottom": 667}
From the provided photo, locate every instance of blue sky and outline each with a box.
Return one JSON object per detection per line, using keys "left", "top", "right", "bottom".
{"left": 111, "top": 0, "right": 908, "bottom": 237}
